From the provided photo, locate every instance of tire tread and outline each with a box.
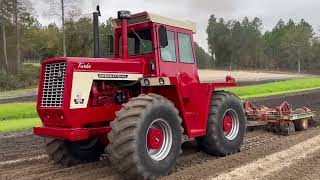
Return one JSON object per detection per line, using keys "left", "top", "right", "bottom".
{"left": 107, "top": 94, "right": 183, "bottom": 180}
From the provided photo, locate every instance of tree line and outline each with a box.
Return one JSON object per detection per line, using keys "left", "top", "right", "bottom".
{"left": 0, "top": 0, "right": 114, "bottom": 75}
{"left": 205, "top": 15, "right": 320, "bottom": 73}
{"left": 0, "top": 0, "right": 319, "bottom": 75}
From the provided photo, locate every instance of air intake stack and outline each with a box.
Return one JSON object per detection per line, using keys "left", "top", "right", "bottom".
{"left": 93, "top": 6, "right": 101, "bottom": 58}
{"left": 117, "top": 10, "right": 131, "bottom": 59}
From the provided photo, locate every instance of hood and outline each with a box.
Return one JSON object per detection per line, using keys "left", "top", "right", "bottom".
{"left": 43, "top": 57, "right": 147, "bottom": 75}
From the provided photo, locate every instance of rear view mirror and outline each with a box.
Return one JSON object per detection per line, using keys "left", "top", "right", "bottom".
{"left": 108, "top": 34, "right": 114, "bottom": 55}
{"left": 158, "top": 25, "right": 168, "bottom": 48}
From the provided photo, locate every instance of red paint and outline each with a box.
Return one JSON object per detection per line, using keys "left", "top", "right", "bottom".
{"left": 223, "top": 114, "right": 233, "bottom": 133}
{"left": 121, "top": 19, "right": 128, "bottom": 58}
{"left": 33, "top": 126, "right": 111, "bottom": 141}
{"left": 34, "top": 12, "right": 237, "bottom": 142}
{"left": 147, "top": 128, "right": 164, "bottom": 150}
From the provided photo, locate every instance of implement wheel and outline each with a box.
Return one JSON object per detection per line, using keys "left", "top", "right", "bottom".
{"left": 44, "top": 138, "right": 105, "bottom": 166}
{"left": 280, "top": 121, "right": 295, "bottom": 136}
{"left": 196, "top": 91, "right": 246, "bottom": 156}
{"left": 107, "top": 94, "right": 183, "bottom": 179}
{"left": 293, "top": 108, "right": 309, "bottom": 131}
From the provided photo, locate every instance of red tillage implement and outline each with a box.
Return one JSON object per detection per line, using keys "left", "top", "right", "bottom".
{"left": 244, "top": 101, "right": 316, "bottom": 135}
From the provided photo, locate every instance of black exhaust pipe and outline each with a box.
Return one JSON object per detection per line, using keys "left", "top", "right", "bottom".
{"left": 93, "top": 6, "right": 101, "bottom": 58}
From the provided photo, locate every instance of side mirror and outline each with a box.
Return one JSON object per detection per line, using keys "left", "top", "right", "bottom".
{"left": 108, "top": 34, "right": 114, "bottom": 55}
{"left": 158, "top": 25, "right": 168, "bottom": 48}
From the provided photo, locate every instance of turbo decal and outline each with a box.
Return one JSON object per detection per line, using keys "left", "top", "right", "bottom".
{"left": 78, "top": 63, "right": 92, "bottom": 69}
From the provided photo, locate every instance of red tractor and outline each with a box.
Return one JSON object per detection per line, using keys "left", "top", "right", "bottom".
{"left": 34, "top": 9, "right": 246, "bottom": 179}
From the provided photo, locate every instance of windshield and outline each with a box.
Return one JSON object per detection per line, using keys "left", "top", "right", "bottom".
{"left": 119, "top": 29, "right": 153, "bottom": 56}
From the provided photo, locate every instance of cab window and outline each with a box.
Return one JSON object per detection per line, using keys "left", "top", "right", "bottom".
{"left": 178, "top": 33, "right": 194, "bottom": 63}
{"left": 160, "top": 31, "right": 176, "bottom": 62}
{"left": 119, "top": 29, "right": 153, "bottom": 56}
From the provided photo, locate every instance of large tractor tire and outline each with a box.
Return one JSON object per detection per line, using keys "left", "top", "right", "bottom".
{"left": 196, "top": 91, "right": 246, "bottom": 156}
{"left": 107, "top": 94, "right": 183, "bottom": 180}
{"left": 44, "top": 138, "right": 105, "bottom": 166}
{"left": 293, "top": 108, "right": 309, "bottom": 131}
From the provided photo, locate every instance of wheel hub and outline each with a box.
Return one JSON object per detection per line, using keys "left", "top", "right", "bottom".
{"left": 222, "top": 109, "right": 240, "bottom": 140}
{"left": 223, "top": 115, "right": 233, "bottom": 133}
{"left": 147, "top": 128, "right": 164, "bottom": 150}
{"left": 146, "top": 118, "right": 173, "bottom": 161}
{"left": 302, "top": 119, "right": 308, "bottom": 129}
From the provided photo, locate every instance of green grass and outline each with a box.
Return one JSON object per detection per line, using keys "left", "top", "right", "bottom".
{"left": 0, "top": 102, "right": 37, "bottom": 121}
{"left": 0, "top": 118, "right": 41, "bottom": 133}
{"left": 227, "top": 77, "right": 320, "bottom": 99}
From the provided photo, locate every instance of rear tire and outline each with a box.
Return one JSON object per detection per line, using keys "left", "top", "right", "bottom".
{"left": 44, "top": 138, "right": 105, "bottom": 166}
{"left": 196, "top": 91, "right": 246, "bottom": 156}
{"left": 293, "top": 108, "right": 309, "bottom": 131}
{"left": 107, "top": 94, "right": 183, "bottom": 180}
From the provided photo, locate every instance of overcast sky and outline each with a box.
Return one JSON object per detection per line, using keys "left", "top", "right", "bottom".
{"left": 31, "top": 0, "right": 320, "bottom": 52}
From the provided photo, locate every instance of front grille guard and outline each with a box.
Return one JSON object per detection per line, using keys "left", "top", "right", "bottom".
{"left": 40, "top": 62, "right": 66, "bottom": 108}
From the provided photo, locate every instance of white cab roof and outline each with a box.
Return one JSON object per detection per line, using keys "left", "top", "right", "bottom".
{"left": 112, "top": 11, "right": 197, "bottom": 33}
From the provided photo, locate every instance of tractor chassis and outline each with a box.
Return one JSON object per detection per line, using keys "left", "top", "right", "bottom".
{"left": 33, "top": 126, "right": 111, "bottom": 141}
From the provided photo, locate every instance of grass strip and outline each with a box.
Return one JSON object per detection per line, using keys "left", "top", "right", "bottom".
{"left": 0, "top": 118, "right": 41, "bottom": 133}
{"left": 227, "top": 77, "right": 320, "bottom": 99}
{"left": 0, "top": 102, "right": 37, "bottom": 121}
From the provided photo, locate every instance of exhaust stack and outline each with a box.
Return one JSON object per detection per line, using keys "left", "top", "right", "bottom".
{"left": 93, "top": 6, "right": 101, "bottom": 58}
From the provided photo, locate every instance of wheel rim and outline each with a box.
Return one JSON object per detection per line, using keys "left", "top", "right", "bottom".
{"left": 302, "top": 119, "right": 308, "bottom": 129}
{"left": 146, "top": 118, "right": 172, "bottom": 161}
{"left": 223, "top": 109, "right": 240, "bottom": 140}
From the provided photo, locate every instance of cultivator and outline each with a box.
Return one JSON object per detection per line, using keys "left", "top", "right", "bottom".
{"left": 244, "top": 101, "right": 316, "bottom": 136}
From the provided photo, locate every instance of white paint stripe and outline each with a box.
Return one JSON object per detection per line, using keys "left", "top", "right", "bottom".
{"left": 208, "top": 134, "right": 320, "bottom": 180}
{"left": 0, "top": 155, "right": 47, "bottom": 166}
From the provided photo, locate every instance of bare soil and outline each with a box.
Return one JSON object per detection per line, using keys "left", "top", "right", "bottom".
{"left": 0, "top": 90, "right": 319, "bottom": 180}
{"left": 198, "top": 69, "right": 307, "bottom": 83}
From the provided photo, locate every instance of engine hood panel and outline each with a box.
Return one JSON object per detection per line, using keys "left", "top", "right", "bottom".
{"left": 44, "top": 57, "right": 146, "bottom": 74}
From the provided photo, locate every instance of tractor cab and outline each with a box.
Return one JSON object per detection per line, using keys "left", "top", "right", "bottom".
{"left": 111, "top": 11, "right": 200, "bottom": 82}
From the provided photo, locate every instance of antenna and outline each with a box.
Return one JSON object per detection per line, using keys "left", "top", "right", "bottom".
{"left": 93, "top": 5, "right": 101, "bottom": 58}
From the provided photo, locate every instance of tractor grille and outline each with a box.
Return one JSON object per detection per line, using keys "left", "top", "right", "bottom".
{"left": 41, "top": 62, "right": 66, "bottom": 107}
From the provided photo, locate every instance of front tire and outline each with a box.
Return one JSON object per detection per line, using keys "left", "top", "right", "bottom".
{"left": 107, "top": 94, "right": 183, "bottom": 180}
{"left": 196, "top": 91, "right": 246, "bottom": 156}
{"left": 44, "top": 138, "right": 105, "bottom": 166}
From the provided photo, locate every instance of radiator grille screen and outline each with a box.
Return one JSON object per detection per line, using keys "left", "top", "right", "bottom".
{"left": 41, "top": 62, "right": 66, "bottom": 107}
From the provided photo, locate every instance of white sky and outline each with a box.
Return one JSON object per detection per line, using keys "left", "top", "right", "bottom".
{"left": 31, "top": 0, "right": 320, "bottom": 52}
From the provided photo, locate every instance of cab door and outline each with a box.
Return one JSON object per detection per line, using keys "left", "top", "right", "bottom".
{"left": 176, "top": 30, "right": 208, "bottom": 135}
{"left": 156, "top": 25, "right": 179, "bottom": 77}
